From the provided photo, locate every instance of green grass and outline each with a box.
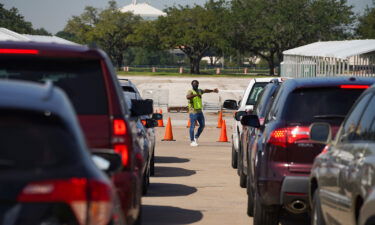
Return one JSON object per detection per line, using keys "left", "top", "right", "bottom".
{"left": 117, "top": 71, "right": 274, "bottom": 78}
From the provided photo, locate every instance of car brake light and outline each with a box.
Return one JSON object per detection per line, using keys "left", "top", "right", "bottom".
{"left": 268, "top": 126, "right": 310, "bottom": 148}
{"left": 113, "top": 119, "right": 126, "bottom": 135}
{"left": 18, "top": 178, "right": 112, "bottom": 225}
{"left": 319, "top": 145, "right": 330, "bottom": 155}
{"left": 114, "top": 144, "right": 129, "bottom": 166}
{"left": 141, "top": 120, "right": 147, "bottom": 126}
{"left": 340, "top": 85, "right": 369, "bottom": 89}
{"left": 0, "top": 49, "right": 39, "bottom": 55}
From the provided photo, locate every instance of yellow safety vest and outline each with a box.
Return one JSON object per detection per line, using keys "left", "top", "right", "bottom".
{"left": 188, "top": 89, "right": 203, "bottom": 110}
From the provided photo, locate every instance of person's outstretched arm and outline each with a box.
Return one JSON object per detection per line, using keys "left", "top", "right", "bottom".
{"left": 203, "top": 88, "right": 219, "bottom": 94}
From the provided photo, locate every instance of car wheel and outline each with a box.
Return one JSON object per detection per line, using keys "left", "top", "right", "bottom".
{"left": 246, "top": 169, "right": 254, "bottom": 216}
{"left": 231, "top": 143, "right": 238, "bottom": 169}
{"left": 311, "top": 189, "right": 326, "bottom": 225}
{"left": 150, "top": 151, "right": 155, "bottom": 176}
{"left": 134, "top": 205, "right": 142, "bottom": 225}
{"left": 237, "top": 144, "right": 242, "bottom": 176}
{"left": 253, "top": 192, "right": 280, "bottom": 225}
{"left": 239, "top": 167, "right": 247, "bottom": 188}
{"left": 142, "top": 168, "right": 150, "bottom": 195}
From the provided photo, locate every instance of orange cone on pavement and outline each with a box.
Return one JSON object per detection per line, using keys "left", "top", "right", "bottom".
{"left": 157, "top": 118, "right": 164, "bottom": 127}
{"left": 217, "top": 110, "right": 223, "bottom": 128}
{"left": 162, "top": 117, "right": 175, "bottom": 141}
{"left": 186, "top": 118, "right": 199, "bottom": 128}
{"left": 218, "top": 120, "right": 229, "bottom": 142}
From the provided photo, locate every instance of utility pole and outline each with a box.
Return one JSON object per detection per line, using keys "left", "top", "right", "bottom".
{"left": 132, "top": 0, "right": 137, "bottom": 4}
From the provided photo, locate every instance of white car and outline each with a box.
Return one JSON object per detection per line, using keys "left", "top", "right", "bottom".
{"left": 224, "top": 78, "right": 283, "bottom": 170}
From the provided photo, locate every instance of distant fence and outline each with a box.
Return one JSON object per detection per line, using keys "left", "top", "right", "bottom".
{"left": 121, "top": 65, "right": 270, "bottom": 75}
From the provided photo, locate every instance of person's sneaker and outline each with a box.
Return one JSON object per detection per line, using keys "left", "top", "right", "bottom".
{"left": 194, "top": 137, "right": 198, "bottom": 144}
{"left": 190, "top": 141, "right": 198, "bottom": 147}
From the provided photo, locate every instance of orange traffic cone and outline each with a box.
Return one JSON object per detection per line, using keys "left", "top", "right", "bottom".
{"left": 217, "top": 110, "right": 223, "bottom": 128}
{"left": 162, "top": 117, "right": 176, "bottom": 141}
{"left": 158, "top": 117, "right": 164, "bottom": 127}
{"left": 218, "top": 120, "right": 229, "bottom": 142}
{"left": 159, "top": 109, "right": 163, "bottom": 114}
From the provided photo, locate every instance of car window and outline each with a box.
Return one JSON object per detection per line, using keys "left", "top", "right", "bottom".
{"left": 267, "top": 85, "right": 284, "bottom": 122}
{"left": 338, "top": 93, "right": 372, "bottom": 143}
{"left": 357, "top": 95, "right": 375, "bottom": 142}
{"left": 284, "top": 87, "right": 366, "bottom": 125}
{"left": 255, "top": 84, "right": 278, "bottom": 119}
{"left": 123, "top": 86, "right": 136, "bottom": 93}
{"left": 0, "top": 58, "right": 108, "bottom": 115}
{"left": 246, "top": 82, "right": 268, "bottom": 105}
{"left": 0, "top": 115, "right": 77, "bottom": 171}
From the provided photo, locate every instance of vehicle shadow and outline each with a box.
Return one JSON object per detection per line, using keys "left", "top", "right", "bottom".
{"left": 155, "top": 156, "right": 190, "bottom": 164}
{"left": 280, "top": 212, "right": 310, "bottom": 225}
{"left": 142, "top": 205, "right": 203, "bottom": 225}
{"left": 154, "top": 166, "right": 196, "bottom": 177}
{"left": 146, "top": 183, "right": 197, "bottom": 197}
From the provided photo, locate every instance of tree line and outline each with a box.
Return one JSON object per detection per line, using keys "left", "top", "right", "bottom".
{"left": 2, "top": 1, "right": 375, "bottom": 74}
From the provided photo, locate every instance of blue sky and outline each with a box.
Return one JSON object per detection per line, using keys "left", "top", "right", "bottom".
{"left": 2, "top": 0, "right": 372, "bottom": 34}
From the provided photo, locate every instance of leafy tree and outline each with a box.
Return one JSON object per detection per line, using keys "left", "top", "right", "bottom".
{"left": 357, "top": 2, "right": 375, "bottom": 38}
{"left": 229, "top": 0, "right": 354, "bottom": 75}
{"left": 61, "top": 1, "right": 142, "bottom": 67}
{"left": 0, "top": 4, "right": 50, "bottom": 35}
{"left": 148, "top": 1, "right": 228, "bottom": 74}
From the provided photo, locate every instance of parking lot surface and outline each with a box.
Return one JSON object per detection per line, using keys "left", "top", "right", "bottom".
{"left": 142, "top": 112, "right": 253, "bottom": 225}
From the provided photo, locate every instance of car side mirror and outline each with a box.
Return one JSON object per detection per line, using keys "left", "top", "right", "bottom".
{"left": 131, "top": 99, "right": 154, "bottom": 117}
{"left": 241, "top": 115, "right": 260, "bottom": 128}
{"left": 91, "top": 150, "right": 123, "bottom": 174}
{"left": 152, "top": 113, "right": 163, "bottom": 120}
{"left": 234, "top": 111, "right": 247, "bottom": 121}
{"left": 144, "top": 119, "right": 158, "bottom": 128}
{"left": 310, "top": 122, "right": 332, "bottom": 144}
{"left": 223, "top": 99, "right": 238, "bottom": 110}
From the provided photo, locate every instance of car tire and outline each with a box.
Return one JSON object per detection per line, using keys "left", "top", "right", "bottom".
{"left": 239, "top": 168, "right": 247, "bottom": 188}
{"left": 142, "top": 168, "right": 150, "bottom": 195}
{"left": 134, "top": 205, "right": 142, "bottom": 225}
{"left": 246, "top": 167, "right": 254, "bottom": 216}
{"left": 253, "top": 192, "right": 280, "bottom": 225}
{"left": 150, "top": 151, "right": 155, "bottom": 176}
{"left": 311, "top": 189, "right": 326, "bottom": 225}
{"left": 231, "top": 143, "right": 238, "bottom": 169}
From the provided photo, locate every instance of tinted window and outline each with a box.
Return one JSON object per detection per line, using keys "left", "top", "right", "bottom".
{"left": 246, "top": 82, "right": 268, "bottom": 105}
{"left": 357, "top": 95, "right": 375, "bottom": 141}
{"left": 284, "top": 87, "right": 366, "bottom": 125}
{"left": 0, "top": 58, "right": 108, "bottom": 115}
{"left": 122, "top": 86, "right": 136, "bottom": 93}
{"left": 255, "top": 84, "right": 279, "bottom": 118}
{"left": 0, "top": 115, "right": 77, "bottom": 170}
{"left": 337, "top": 93, "right": 371, "bottom": 143}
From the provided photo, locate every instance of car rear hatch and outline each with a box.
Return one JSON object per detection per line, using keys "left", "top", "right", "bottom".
{"left": 283, "top": 85, "right": 369, "bottom": 173}
{"left": 0, "top": 56, "right": 111, "bottom": 148}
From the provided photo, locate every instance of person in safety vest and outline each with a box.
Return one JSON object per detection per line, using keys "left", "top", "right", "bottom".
{"left": 186, "top": 80, "right": 218, "bottom": 147}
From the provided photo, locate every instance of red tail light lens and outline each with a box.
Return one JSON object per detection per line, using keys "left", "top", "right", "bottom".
{"left": 114, "top": 144, "right": 129, "bottom": 166}
{"left": 113, "top": 119, "right": 126, "bottom": 135}
{"left": 0, "top": 49, "right": 39, "bottom": 54}
{"left": 18, "top": 178, "right": 112, "bottom": 225}
{"left": 141, "top": 120, "right": 147, "bottom": 126}
{"left": 268, "top": 126, "right": 310, "bottom": 148}
{"left": 340, "top": 85, "right": 369, "bottom": 89}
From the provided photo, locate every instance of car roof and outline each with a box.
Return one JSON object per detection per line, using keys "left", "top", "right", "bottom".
{"left": 0, "top": 41, "right": 104, "bottom": 59}
{"left": 282, "top": 77, "right": 375, "bottom": 90}
{"left": 0, "top": 80, "right": 79, "bottom": 127}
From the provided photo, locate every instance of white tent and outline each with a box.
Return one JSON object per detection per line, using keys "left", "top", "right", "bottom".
{"left": 119, "top": 1, "right": 166, "bottom": 19}
{"left": 281, "top": 40, "right": 375, "bottom": 78}
{"left": 0, "top": 28, "right": 78, "bottom": 45}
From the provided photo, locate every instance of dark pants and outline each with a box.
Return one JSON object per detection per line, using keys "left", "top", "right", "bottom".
{"left": 189, "top": 112, "right": 205, "bottom": 141}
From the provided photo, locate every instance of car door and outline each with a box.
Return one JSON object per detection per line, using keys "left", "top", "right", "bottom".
{"left": 319, "top": 93, "right": 372, "bottom": 224}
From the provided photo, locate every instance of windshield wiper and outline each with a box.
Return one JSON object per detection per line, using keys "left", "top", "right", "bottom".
{"left": 313, "top": 114, "right": 346, "bottom": 119}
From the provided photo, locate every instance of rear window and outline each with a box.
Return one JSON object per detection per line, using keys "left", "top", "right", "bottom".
{"left": 0, "top": 58, "right": 108, "bottom": 115}
{"left": 246, "top": 82, "right": 268, "bottom": 105}
{"left": 0, "top": 114, "right": 77, "bottom": 171}
{"left": 284, "top": 87, "right": 365, "bottom": 124}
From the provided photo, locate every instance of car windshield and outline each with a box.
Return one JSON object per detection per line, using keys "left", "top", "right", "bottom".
{"left": 246, "top": 82, "right": 268, "bottom": 105}
{"left": 284, "top": 87, "right": 365, "bottom": 124}
{"left": 0, "top": 57, "right": 108, "bottom": 115}
{"left": 0, "top": 114, "right": 77, "bottom": 170}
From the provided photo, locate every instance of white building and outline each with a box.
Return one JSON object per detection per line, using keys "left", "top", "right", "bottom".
{"left": 119, "top": 0, "right": 166, "bottom": 20}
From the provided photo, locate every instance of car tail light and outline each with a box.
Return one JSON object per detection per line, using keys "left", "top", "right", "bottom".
{"left": 340, "top": 85, "right": 369, "bottom": 89}
{"left": 141, "top": 120, "right": 147, "bottom": 126}
{"left": 18, "top": 178, "right": 112, "bottom": 225}
{"left": 319, "top": 145, "right": 330, "bottom": 156}
{"left": 0, "top": 49, "right": 39, "bottom": 54}
{"left": 114, "top": 144, "right": 129, "bottom": 166}
{"left": 268, "top": 126, "right": 310, "bottom": 148}
{"left": 112, "top": 118, "right": 132, "bottom": 169}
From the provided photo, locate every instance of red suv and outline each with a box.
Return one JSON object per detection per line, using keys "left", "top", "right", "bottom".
{"left": 0, "top": 42, "right": 145, "bottom": 224}
{"left": 242, "top": 77, "right": 375, "bottom": 225}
